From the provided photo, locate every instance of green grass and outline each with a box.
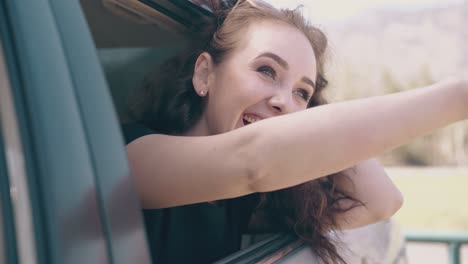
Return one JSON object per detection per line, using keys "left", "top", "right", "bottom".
{"left": 387, "top": 168, "right": 468, "bottom": 232}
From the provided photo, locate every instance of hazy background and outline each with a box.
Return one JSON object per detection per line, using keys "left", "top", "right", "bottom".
{"left": 270, "top": 0, "right": 468, "bottom": 167}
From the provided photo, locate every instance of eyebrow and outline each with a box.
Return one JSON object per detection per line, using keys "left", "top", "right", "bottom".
{"left": 256, "top": 52, "right": 289, "bottom": 70}
{"left": 301, "top": 77, "right": 316, "bottom": 89}
{"left": 255, "top": 52, "right": 316, "bottom": 89}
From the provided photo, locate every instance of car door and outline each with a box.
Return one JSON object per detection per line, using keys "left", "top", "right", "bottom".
{"left": 0, "top": 0, "right": 151, "bottom": 263}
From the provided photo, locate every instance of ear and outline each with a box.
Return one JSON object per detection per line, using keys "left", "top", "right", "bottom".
{"left": 193, "top": 52, "right": 215, "bottom": 97}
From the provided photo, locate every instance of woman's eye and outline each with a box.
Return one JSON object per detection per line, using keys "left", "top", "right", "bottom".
{"left": 293, "top": 89, "right": 311, "bottom": 101}
{"left": 257, "top": 66, "right": 276, "bottom": 80}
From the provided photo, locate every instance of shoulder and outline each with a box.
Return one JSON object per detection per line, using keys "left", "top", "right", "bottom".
{"left": 121, "top": 122, "right": 158, "bottom": 145}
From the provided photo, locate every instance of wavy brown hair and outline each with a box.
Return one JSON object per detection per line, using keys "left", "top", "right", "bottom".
{"left": 130, "top": 1, "right": 363, "bottom": 263}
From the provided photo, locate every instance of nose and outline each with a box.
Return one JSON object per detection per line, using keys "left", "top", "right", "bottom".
{"left": 267, "top": 89, "right": 293, "bottom": 115}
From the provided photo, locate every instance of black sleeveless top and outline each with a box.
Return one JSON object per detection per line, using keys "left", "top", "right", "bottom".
{"left": 122, "top": 123, "right": 258, "bottom": 264}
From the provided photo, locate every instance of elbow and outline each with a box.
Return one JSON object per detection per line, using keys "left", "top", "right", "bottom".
{"left": 243, "top": 149, "right": 270, "bottom": 193}
{"left": 373, "top": 190, "right": 404, "bottom": 222}
{"left": 246, "top": 167, "right": 269, "bottom": 193}
{"left": 234, "top": 130, "right": 270, "bottom": 193}
{"left": 243, "top": 142, "right": 274, "bottom": 193}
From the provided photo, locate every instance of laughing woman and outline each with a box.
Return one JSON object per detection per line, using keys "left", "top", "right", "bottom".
{"left": 122, "top": 1, "right": 468, "bottom": 263}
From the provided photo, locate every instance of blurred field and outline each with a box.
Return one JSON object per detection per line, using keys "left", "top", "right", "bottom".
{"left": 386, "top": 167, "right": 468, "bottom": 231}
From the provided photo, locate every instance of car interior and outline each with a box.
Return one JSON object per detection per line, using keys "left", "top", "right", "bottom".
{"left": 80, "top": 0, "right": 208, "bottom": 124}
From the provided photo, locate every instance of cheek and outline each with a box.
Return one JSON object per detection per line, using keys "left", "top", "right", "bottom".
{"left": 295, "top": 105, "right": 309, "bottom": 113}
{"left": 240, "top": 70, "right": 277, "bottom": 96}
{"left": 220, "top": 71, "right": 270, "bottom": 103}
{"left": 214, "top": 59, "right": 278, "bottom": 107}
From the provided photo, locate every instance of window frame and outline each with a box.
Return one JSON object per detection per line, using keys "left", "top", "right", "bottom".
{"left": 49, "top": 1, "right": 152, "bottom": 263}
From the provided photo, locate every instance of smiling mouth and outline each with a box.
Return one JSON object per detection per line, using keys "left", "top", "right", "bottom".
{"left": 242, "top": 114, "right": 262, "bottom": 126}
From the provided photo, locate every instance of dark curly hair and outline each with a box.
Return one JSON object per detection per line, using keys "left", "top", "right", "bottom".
{"left": 129, "top": 1, "right": 363, "bottom": 263}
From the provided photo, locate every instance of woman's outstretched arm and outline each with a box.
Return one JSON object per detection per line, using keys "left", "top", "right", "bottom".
{"left": 127, "top": 79, "right": 467, "bottom": 209}
{"left": 249, "top": 79, "right": 468, "bottom": 192}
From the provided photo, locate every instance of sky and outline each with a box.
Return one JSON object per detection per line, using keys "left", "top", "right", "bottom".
{"left": 268, "top": 0, "right": 465, "bottom": 24}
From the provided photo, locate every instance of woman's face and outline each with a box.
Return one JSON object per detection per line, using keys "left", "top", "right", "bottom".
{"left": 192, "top": 20, "right": 318, "bottom": 135}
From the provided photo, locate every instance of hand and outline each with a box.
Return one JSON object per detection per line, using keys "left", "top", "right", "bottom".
{"left": 435, "top": 77, "right": 468, "bottom": 119}
{"left": 463, "top": 78, "right": 468, "bottom": 118}
{"left": 454, "top": 77, "right": 468, "bottom": 118}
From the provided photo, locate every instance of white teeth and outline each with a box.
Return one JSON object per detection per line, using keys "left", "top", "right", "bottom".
{"left": 243, "top": 115, "right": 260, "bottom": 124}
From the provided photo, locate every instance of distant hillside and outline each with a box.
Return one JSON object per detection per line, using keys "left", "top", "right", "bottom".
{"left": 324, "top": 2, "right": 467, "bottom": 98}
{"left": 322, "top": 3, "right": 468, "bottom": 166}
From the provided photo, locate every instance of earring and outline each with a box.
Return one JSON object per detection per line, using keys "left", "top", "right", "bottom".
{"left": 200, "top": 90, "right": 206, "bottom": 96}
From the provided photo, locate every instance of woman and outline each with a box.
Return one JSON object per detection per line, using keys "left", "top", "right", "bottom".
{"left": 123, "top": 0, "right": 467, "bottom": 263}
